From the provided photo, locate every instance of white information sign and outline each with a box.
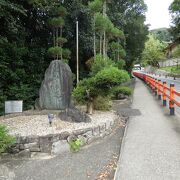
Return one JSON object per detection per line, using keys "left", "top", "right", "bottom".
{"left": 5, "top": 101, "right": 23, "bottom": 114}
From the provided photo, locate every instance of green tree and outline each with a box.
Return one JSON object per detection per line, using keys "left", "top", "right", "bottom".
{"left": 141, "top": 34, "right": 166, "bottom": 67}
{"left": 108, "top": 0, "right": 148, "bottom": 70}
{"left": 48, "top": 3, "right": 70, "bottom": 62}
{"left": 172, "top": 44, "right": 180, "bottom": 58}
{"left": 169, "top": 0, "right": 180, "bottom": 42}
{"left": 0, "top": 0, "right": 50, "bottom": 113}
{"left": 151, "top": 28, "right": 172, "bottom": 42}
{"left": 88, "top": 0, "right": 103, "bottom": 58}
{"left": 0, "top": 0, "right": 149, "bottom": 115}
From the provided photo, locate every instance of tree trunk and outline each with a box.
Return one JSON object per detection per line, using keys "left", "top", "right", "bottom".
{"left": 53, "top": 29, "right": 55, "bottom": 47}
{"left": 86, "top": 101, "right": 93, "bottom": 115}
{"left": 103, "top": 31, "right": 106, "bottom": 58}
{"left": 106, "top": 39, "right": 108, "bottom": 57}
{"left": 100, "top": 35, "right": 102, "bottom": 55}
{"left": 93, "top": 15, "right": 96, "bottom": 59}
{"left": 103, "top": 1, "right": 107, "bottom": 59}
{"left": 118, "top": 38, "right": 120, "bottom": 61}
{"left": 56, "top": 28, "right": 59, "bottom": 59}
{"left": 56, "top": 28, "right": 58, "bottom": 46}
{"left": 60, "top": 27, "right": 63, "bottom": 60}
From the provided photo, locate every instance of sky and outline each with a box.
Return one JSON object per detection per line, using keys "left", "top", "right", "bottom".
{"left": 144, "top": 0, "right": 174, "bottom": 30}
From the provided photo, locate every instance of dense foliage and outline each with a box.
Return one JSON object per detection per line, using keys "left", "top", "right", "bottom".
{"left": 0, "top": 0, "right": 148, "bottom": 115}
{"left": 161, "top": 66, "right": 180, "bottom": 75}
{"left": 90, "top": 54, "right": 115, "bottom": 75}
{"left": 0, "top": 125, "right": 16, "bottom": 153}
{"left": 172, "top": 45, "right": 180, "bottom": 58}
{"left": 93, "top": 95, "right": 112, "bottom": 111}
{"left": 112, "top": 86, "right": 132, "bottom": 99}
{"left": 141, "top": 34, "right": 166, "bottom": 67}
{"left": 151, "top": 28, "right": 172, "bottom": 42}
{"left": 169, "top": 0, "right": 180, "bottom": 42}
{"left": 72, "top": 66, "right": 130, "bottom": 105}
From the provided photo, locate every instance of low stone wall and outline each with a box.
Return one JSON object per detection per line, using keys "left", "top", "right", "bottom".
{"left": 2, "top": 119, "right": 116, "bottom": 158}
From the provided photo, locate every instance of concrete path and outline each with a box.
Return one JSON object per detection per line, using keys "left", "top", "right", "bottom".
{"left": 115, "top": 78, "right": 180, "bottom": 180}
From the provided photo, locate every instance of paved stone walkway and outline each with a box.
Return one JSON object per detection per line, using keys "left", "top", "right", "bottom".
{"left": 115, "top": 78, "right": 180, "bottom": 180}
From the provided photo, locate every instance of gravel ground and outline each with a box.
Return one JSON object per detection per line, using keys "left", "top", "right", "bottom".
{"left": 0, "top": 111, "right": 117, "bottom": 136}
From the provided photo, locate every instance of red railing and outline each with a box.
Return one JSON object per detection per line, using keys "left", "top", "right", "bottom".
{"left": 133, "top": 71, "right": 180, "bottom": 115}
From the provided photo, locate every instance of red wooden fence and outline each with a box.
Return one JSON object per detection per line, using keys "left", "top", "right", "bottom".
{"left": 133, "top": 71, "right": 180, "bottom": 115}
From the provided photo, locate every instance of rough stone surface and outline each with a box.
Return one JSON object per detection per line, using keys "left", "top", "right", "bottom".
{"left": 15, "top": 149, "right": 31, "bottom": 158}
{"left": 24, "top": 142, "right": 40, "bottom": 152}
{"left": 82, "top": 130, "right": 93, "bottom": 139}
{"left": 73, "top": 128, "right": 91, "bottom": 135}
{"left": 87, "top": 136, "right": 100, "bottom": 144}
{"left": 92, "top": 126, "right": 100, "bottom": 136}
{"left": 51, "top": 140, "right": 69, "bottom": 155}
{"left": 39, "top": 60, "right": 72, "bottom": 110}
{"left": 59, "top": 131, "right": 70, "bottom": 140}
{"left": 67, "top": 135, "right": 77, "bottom": 143}
{"left": 105, "top": 121, "right": 112, "bottom": 130}
{"left": 77, "top": 135, "right": 88, "bottom": 144}
{"left": 39, "top": 136, "right": 53, "bottom": 153}
{"left": 99, "top": 123, "right": 106, "bottom": 133}
{"left": 59, "top": 107, "right": 91, "bottom": 122}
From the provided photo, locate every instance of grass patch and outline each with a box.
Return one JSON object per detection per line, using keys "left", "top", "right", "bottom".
{"left": 161, "top": 66, "right": 180, "bottom": 75}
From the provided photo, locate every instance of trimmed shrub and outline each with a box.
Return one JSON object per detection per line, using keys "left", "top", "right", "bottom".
{"left": 93, "top": 95, "right": 112, "bottom": 111}
{"left": 0, "top": 125, "right": 16, "bottom": 154}
{"left": 48, "top": 46, "right": 62, "bottom": 58}
{"left": 112, "top": 86, "right": 132, "bottom": 99}
{"left": 94, "top": 66, "right": 130, "bottom": 88}
{"left": 72, "top": 77, "right": 97, "bottom": 104}
{"left": 72, "top": 67, "right": 130, "bottom": 105}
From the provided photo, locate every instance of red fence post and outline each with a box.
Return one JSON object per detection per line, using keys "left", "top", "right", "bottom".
{"left": 158, "top": 80, "right": 161, "bottom": 100}
{"left": 163, "top": 81, "right": 167, "bottom": 106}
{"left": 170, "top": 83, "right": 175, "bottom": 115}
{"left": 154, "top": 79, "right": 157, "bottom": 96}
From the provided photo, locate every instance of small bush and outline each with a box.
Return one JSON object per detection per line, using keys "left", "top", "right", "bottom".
{"left": 72, "top": 77, "right": 98, "bottom": 104}
{"left": 112, "top": 86, "right": 132, "bottom": 99}
{"left": 69, "top": 138, "right": 84, "bottom": 152}
{"left": 93, "top": 96, "right": 112, "bottom": 111}
{"left": 0, "top": 125, "right": 16, "bottom": 154}
{"left": 72, "top": 83, "right": 87, "bottom": 104}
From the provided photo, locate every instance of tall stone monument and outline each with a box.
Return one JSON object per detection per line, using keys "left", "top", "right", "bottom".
{"left": 39, "top": 60, "right": 72, "bottom": 110}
